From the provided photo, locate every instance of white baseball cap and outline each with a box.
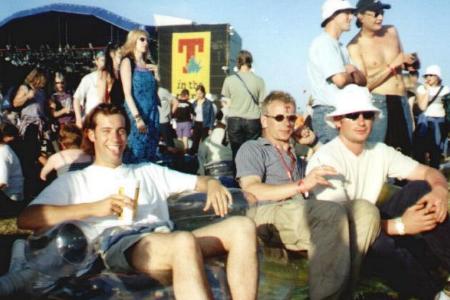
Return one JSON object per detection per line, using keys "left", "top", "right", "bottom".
{"left": 321, "top": 0, "right": 355, "bottom": 27}
{"left": 326, "top": 84, "right": 380, "bottom": 127}
{"left": 424, "top": 65, "right": 442, "bottom": 79}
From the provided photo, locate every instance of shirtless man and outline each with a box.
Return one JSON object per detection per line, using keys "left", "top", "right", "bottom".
{"left": 348, "top": 0, "right": 418, "bottom": 155}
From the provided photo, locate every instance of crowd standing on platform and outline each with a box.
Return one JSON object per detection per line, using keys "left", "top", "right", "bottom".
{"left": 0, "top": 0, "right": 449, "bottom": 299}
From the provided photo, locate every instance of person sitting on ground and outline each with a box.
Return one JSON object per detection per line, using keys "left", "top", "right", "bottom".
{"left": 0, "top": 123, "right": 25, "bottom": 217}
{"left": 306, "top": 84, "right": 450, "bottom": 299}
{"left": 18, "top": 103, "right": 258, "bottom": 300}
{"left": 40, "top": 124, "right": 92, "bottom": 181}
{"left": 236, "top": 91, "right": 380, "bottom": 299}
{"left": 197, "top": 119, "right": 233, "bottom": 177}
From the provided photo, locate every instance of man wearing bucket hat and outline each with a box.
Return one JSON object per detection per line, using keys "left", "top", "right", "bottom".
{"left": 307, "top": 84, "right": 450, "bottom": 299}
{"left": 307, "top": 0, "right": 367, "bottom": 144}
{"left": 348, "top": 0, "right": 419, "bottom": 155}
{"left": 237, "top": 91, "right": 380, "bottom": 299}
{"left": 413, "top": 65, "right": 450, "bottom": 169}
{"left": 18, "top": 104, "right": 258, "bottom": 300}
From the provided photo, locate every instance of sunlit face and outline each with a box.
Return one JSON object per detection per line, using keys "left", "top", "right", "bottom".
{"left": 262, "top": 101, "right": 296, "bottom": 143}
{"left": 359, "top": 9, "right": 384, "bottom": 31}
{"left": 95, "top": 56, "right": 105, "bottom": 70}
{"left": 135, "top": 35, "right": 148, "bottom": 54}
{"left": 196, "top": 89, "right": 205, "bottom": 99}
{"left": 334, "top": 112, "right": 374, "bottom": 145}
{"left": 425, "top": 74, "right": 440, "bottom": 87}
{"left": 54, "top": 79, "right": 65, "bottom": 92}
{"left": 88, "top": 113, "right": 128, "bottom": 168}
{"left": 334, "top": 10, "right": 354, "bottom": 32}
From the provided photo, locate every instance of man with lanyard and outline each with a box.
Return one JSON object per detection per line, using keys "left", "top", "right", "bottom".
{"left": 307, "top": 0, "right": 366, "bottom": 144}
{"left": 236, "top": 91, "right": 380, "bottom": 299}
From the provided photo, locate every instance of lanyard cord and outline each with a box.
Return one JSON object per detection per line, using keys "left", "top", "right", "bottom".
{"left": 274, "top": 145, "right": 297, "bottom": 182}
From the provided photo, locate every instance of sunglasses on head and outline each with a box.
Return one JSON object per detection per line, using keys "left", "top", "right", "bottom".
{"left": 343, "top": 111, "right": 375, "bottom": 120}
{"left": 139, "top": 37, "right": 147, "bottom": 42}
{"left": 265, "top": 114, "right": 298, "bottom": 123}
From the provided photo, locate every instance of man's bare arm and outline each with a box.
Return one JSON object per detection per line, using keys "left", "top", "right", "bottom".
{"left": 195, "top": 176, "right": 233, "bottom": 217}
{"left": 18, "top": 195, "right": 134, "bottom": 232}
{"left": 239, "top": 175, "right": 300, "bottom": 202}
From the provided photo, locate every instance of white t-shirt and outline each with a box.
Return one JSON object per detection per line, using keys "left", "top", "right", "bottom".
{"left": 0, "top": 144, "right": 24, "bottom": 201}
{"left": 417, "top": 85, "right": 450, "bottom": 118}
{"left": 306, "top": 137, "right": 418, "bottom": 204}
{"left": 30, "top": 163, "right": 198, "bottom": 236}
{"left": 73, "top": 71, "right": 101, "bottom": 117}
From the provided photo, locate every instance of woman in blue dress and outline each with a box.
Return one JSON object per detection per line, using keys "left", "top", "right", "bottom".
{"left": 120, "top": 29, "right": 159, "bottom": 163}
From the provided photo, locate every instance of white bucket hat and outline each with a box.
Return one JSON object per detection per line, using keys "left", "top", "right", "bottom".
{"left": 325, "top": 84, "right": 381, "bottom": 127}
{"left": 321, "top": 0, "right": 355, "bottom": 27}
{"left": 424, "top": 65, "right": 442, "bottom": 79}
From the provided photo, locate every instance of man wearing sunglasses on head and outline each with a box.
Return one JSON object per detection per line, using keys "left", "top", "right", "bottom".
{"left": 348, "top": 0, "right": 418, "bottom": 156}
{"left": 307, "top": 84, "right": 450, "bottom": 299}
{"left": 236, "top": 91, "right": 381, "bottom": 299}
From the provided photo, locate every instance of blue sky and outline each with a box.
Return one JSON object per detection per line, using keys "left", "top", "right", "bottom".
{"left": 1, "top": 0, "right": 448, "bottom": 111}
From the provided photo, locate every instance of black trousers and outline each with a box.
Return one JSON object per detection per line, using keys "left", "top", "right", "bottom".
{"left": 159, "top": 122, "right": 175, "bottom": 148}
{"left": 226, "top": 117, "right": 261, "bottom": 162}
{"left": 364, "top": 181, "right": 450, "bottom": 299}
{"left": 190, "top": 121, "right": 209, "bottom": 154}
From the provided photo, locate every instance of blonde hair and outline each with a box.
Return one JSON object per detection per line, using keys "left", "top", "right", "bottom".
{"left": 121, "top": 29, "right": 150, "bottom": 61}
{"left": 24, "top": 68, "right": 47, "bottom": 89}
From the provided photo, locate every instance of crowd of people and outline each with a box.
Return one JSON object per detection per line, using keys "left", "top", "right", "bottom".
{"left": 0, "top": 0, "right": 449, "bottom": 299}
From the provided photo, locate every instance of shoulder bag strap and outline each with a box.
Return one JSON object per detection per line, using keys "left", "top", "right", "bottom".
{"left": 427, "top": 85, "right": 444, "bottom": 106}
{"left": 235, "top": 73, "right": 259, "bottom": 106}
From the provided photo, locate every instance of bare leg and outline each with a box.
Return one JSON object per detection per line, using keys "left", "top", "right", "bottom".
{"left": 129, "top": 231, "right": 212, "bottom": 300}
{"left": 193, "top": 216, "right": 258, "bottom": 300}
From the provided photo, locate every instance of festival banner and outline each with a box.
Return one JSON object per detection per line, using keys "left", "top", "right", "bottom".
{"left": 171, "top": 31, "right": 211, "bottom": 97}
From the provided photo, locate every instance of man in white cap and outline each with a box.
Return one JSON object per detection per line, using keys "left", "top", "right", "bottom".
{"left": 306, "top": 84, "right": 450, "bottom": 299}
{"left": 413, "top": 65, "right": 450, "bottom": 169}
{"left": 348, "top": 0, "right": 419, "bottom": 155}
{"left": 307, "top": 0, "right": 367, "bottom": 144}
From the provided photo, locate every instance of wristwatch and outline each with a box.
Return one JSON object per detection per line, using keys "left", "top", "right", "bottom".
{"left": 394, "top": 217, "right": 405, "bottom": 235}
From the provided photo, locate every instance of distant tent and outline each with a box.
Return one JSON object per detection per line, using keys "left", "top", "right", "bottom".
{"left": 0, "top": 3, "right": 155, "bottom": 48}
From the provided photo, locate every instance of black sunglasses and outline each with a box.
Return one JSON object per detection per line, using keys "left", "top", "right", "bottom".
{"left": 265, "top": 114, "right": 297, "bottom": 123}
{"left": 343, "top": 112, "right": 375, "bottom": 120}
{"left": 139, "top": 37, "right": 147, "bottom": 42}
{"left": 364, "top": 10, "right": 384, "bottom": 18}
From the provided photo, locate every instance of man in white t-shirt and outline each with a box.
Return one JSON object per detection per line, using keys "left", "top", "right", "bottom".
{"left": 307, "top": 84, "right": 450, "bottom": 299}
{"left": 73, "top": 51, "right": 105, "bottom": 128}
{"left": 18, "top": 104, "right": 258, "bottom": 300}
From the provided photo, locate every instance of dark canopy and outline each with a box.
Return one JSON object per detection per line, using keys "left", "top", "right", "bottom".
{"left": 0, "top": 3, "right": 155, "bottom": 48}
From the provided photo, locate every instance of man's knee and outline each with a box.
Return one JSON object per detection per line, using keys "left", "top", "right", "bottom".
{"left": 223, "top": 216, "right": 257, "bottom": 243}
{"left": 352, "top": 200, "right": 381, "bottom": 223}
{"left": 171, "top": 231, "right": 199, "bottom": 251}
{"left": 312, "top": 200, "right": 348, "bottom": 223}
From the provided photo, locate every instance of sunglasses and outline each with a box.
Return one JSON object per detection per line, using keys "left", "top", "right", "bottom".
{"left": 364, "top": 10, "right": 384, "bottom": 18}
{"left": 424, "top": 74, "right": 436, "bottom": 78}
{"left": 139, "top": 37, "right": 148, "bottom": 42}
{"left": 343, "top": 111, "right": 375, "bottom": 120}
{"left": 265, "top": 114, "right": 297, "bottom": 123}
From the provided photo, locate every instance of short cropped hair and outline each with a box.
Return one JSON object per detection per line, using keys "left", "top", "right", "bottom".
{"left": 237, "top": 50, "right": 253, "bottom": 69}
{"left": 261, "top": 91, "right": 296, "bottom": 115}
{"left": 81, "top": 103, "right": 130, "bottom": 155}
{"left": 196, "top": 84, "right": 206, "bottom": 95}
